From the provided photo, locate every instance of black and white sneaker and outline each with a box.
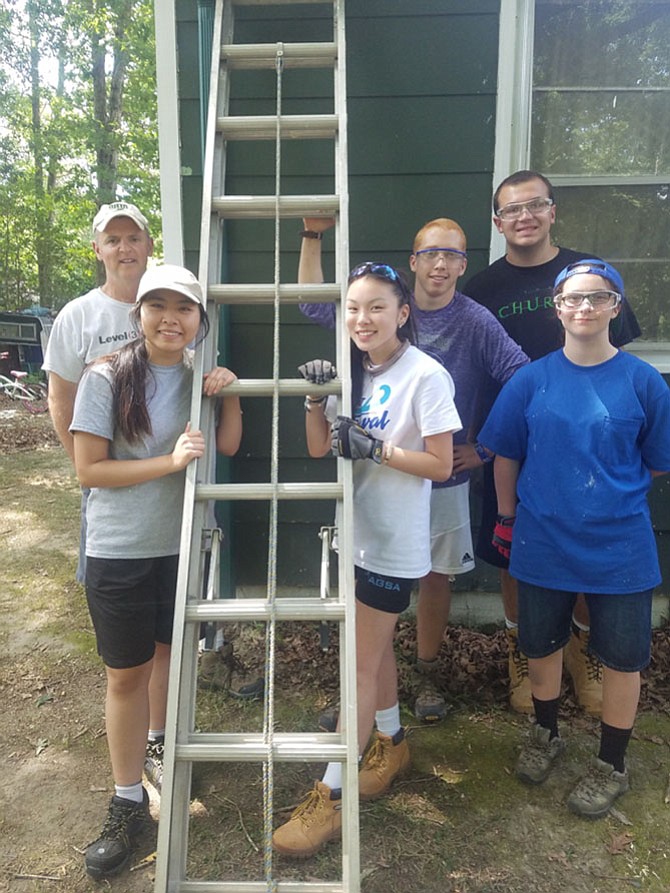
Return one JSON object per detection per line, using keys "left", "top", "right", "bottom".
{"left": 84, "top": 789, "right": 149, "bottom": 878}
{"left": 144, "top": 737, "right": 164, "bottom": 793}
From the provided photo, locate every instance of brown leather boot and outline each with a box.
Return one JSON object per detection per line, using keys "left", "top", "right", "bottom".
{"left": 358, "top": 729, "right": 410, "bottom": 801}
{"left": 506, "top": 627, "right": 533, "bottom": 714}
{"left": 272, "top": 782, "right": 341, "bottom": 858}
{"left": 564, "top": 628, "right": 603, "bottom": 717}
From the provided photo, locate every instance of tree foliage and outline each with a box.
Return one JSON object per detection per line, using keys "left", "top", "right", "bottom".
{"left": 0, "top": 0, "right": 159, "bottom": 311}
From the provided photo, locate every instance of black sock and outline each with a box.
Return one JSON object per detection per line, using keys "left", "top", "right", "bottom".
{"left": 532, "top": 696, "right": 560, "bottom": 740}
{"left": 598, "top": 722, "right": 632, "bottom": 773}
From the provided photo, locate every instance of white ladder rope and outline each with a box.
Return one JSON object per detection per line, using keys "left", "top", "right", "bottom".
{"left": 261, "top": 40, "right": 285, "bottom": 893}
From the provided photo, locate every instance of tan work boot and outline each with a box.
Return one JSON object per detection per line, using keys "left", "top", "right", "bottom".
{"left": 272, "top": 781, "right": 341, "bottom": 858}
{"left": 358, "top": 729, "right": 410, "bottom": 801}
{"left": 505, "top": 627, "right": 533, "bottom": 714}
{"left": 564, "top": 628, "right": 603, "bottom": 716}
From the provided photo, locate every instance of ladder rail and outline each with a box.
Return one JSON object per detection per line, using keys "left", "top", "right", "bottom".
{"left": 154, "top": 0, "right": 229, "bottom": 887}
{"left": 330, "top": 0, "right": 358, "bottom": 885}
{"left": 155, "top": 2, "right": 357, "bottom": 890}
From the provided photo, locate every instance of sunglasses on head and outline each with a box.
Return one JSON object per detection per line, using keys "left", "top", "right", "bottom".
{"left": 348, "top": 262, "right": 400, "bottom": 284}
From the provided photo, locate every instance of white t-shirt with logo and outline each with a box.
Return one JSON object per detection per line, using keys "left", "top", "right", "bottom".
{"left": 43, "top": 287, "right": 138, "bottom": 383}
{"left": 329, "top": 344, "right": 461, "bottom": 579}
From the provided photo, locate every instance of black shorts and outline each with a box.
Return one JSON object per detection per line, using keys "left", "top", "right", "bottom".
{"left": 355, "top": 566, "right": 413, "bottom": 614}
{"left": 474, "top": 461, "right": 509, "bottom": 570}
{"left": 85, "top": 555, "right": 179, "bottom": 669}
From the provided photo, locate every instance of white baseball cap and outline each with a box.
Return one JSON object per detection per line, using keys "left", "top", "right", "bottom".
{"left": 136, "top": 264, "right": 204, "bottom": 306}
{"left": 92, "top": 201, "right": 150, "bottom": 234}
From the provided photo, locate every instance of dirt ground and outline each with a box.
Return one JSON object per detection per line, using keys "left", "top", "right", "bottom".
{"left": 2, "top": 402, "right": 670, "bottom": 893}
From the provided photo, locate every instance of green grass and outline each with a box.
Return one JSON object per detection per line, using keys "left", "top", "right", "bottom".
{"left": 4, "top": 447, "right": 670, "bottom": 892}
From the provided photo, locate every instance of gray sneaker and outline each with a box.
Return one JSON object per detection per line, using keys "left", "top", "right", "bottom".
{"left": 414, "top": 659, "right": 447, "bottom": 724}
{"left": 144, "top": 737, "right": 164, "bottom": 793}
{"left": 516, "top": 724, "right": 566, "bottom": 785}
{"left": 567, "top": 756, "right": 630, "bottom": 818}
{"left": 198, "top": 645, "right": 264, "bottom": 699}
{"left": 198, "top": 644, "right": 234, "bottom": 691}
{"left": 318, "top": 703, "right": 339, "bottom": 733}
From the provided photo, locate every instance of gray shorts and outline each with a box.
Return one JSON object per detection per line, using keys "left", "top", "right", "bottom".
{"left": 429, "top": 482, "right": 475, "bottom": 576}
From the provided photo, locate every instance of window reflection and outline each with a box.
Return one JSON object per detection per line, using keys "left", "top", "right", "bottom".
{"left": 532, "top": 2, "right": 670, "bottom": 343}
{"left": 553, "top": 186, "right": 670, "bottom": 341}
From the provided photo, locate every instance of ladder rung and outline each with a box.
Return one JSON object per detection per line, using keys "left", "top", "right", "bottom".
{"left": 196, "top": 482, "right": 342, "bottom": 501}
{"left": 212, "top": 195, "right": 339, "bottom": 219}
{"left": 204, "top": 379, "right": 340, "bottom": 398}
{"left": 219, "top": 114, "right": 337, "bottom": 141}
{"left": 222, "top": 41, "right": 337, "bottom": 70}
{"left": 234, "top": 0, "right": 334, "bottom": 6}
{"left": 209, "top": 282, "right": 340, "bottom": 305}
{"left": 186, "top": 597, "right": 345, "bottom": 623}
{"left": 177, "top": 732, "right": 347, "bottom": 762}
{"left": 180, "top": 882, "right": 345, "bottom": 893}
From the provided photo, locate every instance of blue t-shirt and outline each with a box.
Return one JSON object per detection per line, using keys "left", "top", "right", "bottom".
{"left": 478, "top": 349, "right": 670, "bottom": 593}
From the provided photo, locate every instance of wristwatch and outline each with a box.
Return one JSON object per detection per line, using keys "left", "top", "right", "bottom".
{"left": 474, "top": 442, "right": 494, "bottom": 463}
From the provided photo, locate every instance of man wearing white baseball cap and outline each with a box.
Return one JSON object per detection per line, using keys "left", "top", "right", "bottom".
{"left": 44, "top": 200, "right": 154, "bottom": 464}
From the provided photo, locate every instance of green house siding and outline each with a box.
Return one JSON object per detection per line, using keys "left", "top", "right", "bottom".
{"left": 175, "top": 1, "right": 500, "bottom": 589}
{"left": 175, "top": 1, "right": 669, "bottom": 599}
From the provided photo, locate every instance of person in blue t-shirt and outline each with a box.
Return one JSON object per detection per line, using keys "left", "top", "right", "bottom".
{"left": 466, "top": 171, "right": 641, "bottom": 717}
{"left": 479, "top": 259, "right": 670, "bottom": 819}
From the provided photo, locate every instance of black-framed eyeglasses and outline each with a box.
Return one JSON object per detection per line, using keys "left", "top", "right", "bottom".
{"left": 554, "top": 290, "right": 621, "bottom": 310}
{"left": 495, "top": 197, "right": 554, "bottom": 221}
{"left": 414, "top": 248, "right": 467, "bottom": 262}
{"left": 349, "top": 262, "right": 400, "bottom": 283}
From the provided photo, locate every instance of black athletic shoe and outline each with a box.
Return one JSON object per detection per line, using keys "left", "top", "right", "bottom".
{"left": 84, "top": 789, "right": 149, "bottom": 878}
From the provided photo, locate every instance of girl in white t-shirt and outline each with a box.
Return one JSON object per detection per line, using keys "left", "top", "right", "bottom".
{"left": 70, "top": 265, "right": 242, "bottom": 879}
{"left": 273, "top": 262, "right": 461, "bottom": 858}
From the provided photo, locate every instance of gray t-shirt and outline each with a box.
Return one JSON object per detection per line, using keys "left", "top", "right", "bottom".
{"left": 70, "top": 358, "right": 193, "bottom": 559}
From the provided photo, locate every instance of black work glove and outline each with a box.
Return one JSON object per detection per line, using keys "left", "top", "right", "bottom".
{"left": 492, "top": 514, "right": 515, "bottom": 559}
{"left": 331, "top": 415, "right": 384, "bottom": 464}
{"left": 297, "top": 359, "right": 337, "bottom": 385}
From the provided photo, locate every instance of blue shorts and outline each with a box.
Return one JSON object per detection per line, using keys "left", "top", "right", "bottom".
{"left": 355, "top": 566, "right": 413, "bottom": 615}
{"left": 517, "top": 582, "right": 653, "bottom": 672}
{"left": 85, "top": 555, "right": 179, "bottom": 669}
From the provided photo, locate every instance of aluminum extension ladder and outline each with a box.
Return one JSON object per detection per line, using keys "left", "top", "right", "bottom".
{"left": 154, "top": 0, "right": 358, "bottom": 890}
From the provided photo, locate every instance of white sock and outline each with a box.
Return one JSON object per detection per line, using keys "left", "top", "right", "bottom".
{"left": 115, "top": 781, "right": 144, "bottom": 803}
{"left": 375, "top": 703, "right": 401, "bottom": 738}
{"left": 505, "top": 618, "right": 518, "bottom": 630}
{"left": 148, "top": 729, "right": 164, "bottom": 742}
{"left": 572, "top": 615, "right": 589, "bottom": 633}
{"left": 321, "top": 762, "right": 342, "bottom": 792}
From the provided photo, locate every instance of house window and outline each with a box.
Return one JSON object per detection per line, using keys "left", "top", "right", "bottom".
{"left": 531, "top": 0, "right": 670, "bottom": 343}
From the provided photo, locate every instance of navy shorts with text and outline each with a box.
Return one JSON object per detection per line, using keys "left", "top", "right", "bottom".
{"left": 355, "top": 566, "right": 413, "bottom": 615}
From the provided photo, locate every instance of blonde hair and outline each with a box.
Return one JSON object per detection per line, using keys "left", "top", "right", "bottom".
{"left": 412, "top": 218, "right": 467, "bottom": 253}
